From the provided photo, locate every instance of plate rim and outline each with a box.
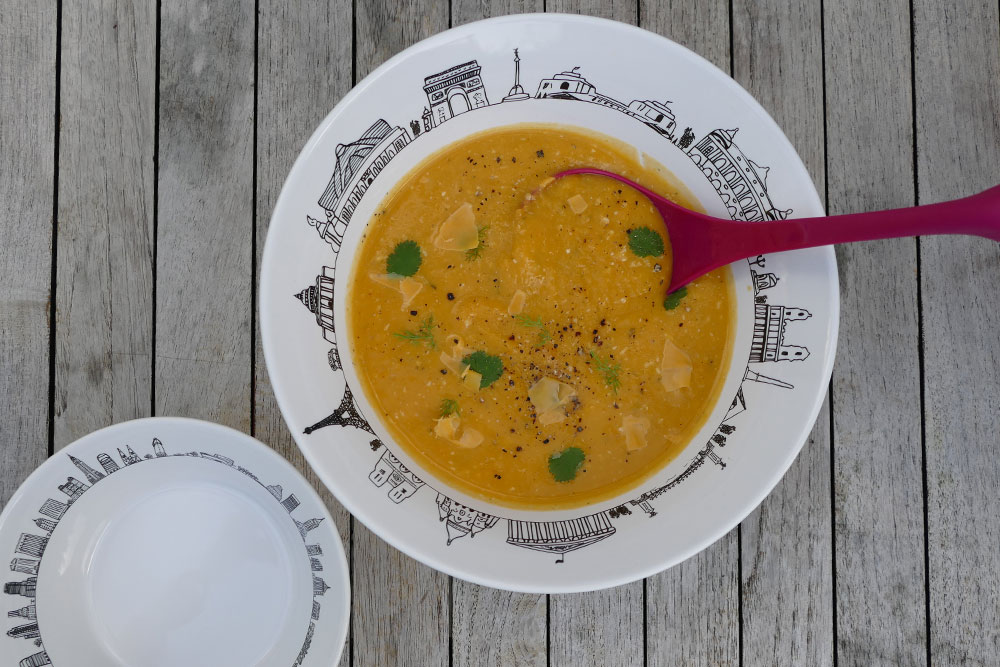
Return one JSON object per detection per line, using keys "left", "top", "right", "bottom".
{"left": 259, "top": 12, "right": 840, "bottom": 593}
{"left": 0, "top": 416, "right": 351, "bottom": 665}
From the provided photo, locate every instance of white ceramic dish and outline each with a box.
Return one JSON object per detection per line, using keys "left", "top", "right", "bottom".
{"left": 0, "top": 418, "right": 349, "bottom": 667}
{"left": 260, "top": 13, "right": 838, "bottom": 593}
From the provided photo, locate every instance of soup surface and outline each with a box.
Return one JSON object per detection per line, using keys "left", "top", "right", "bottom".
{"left": 348, "top": 125, "right": 734, "bottom": 509}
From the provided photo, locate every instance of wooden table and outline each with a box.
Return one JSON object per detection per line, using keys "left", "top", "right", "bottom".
{"left": 2, "top": 1, "right": 998, "bottom": 664}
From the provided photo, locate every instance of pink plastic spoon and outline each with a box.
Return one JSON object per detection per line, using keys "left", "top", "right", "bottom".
{"left": 555, "top": 168, "right": 1000, "bottom": 293}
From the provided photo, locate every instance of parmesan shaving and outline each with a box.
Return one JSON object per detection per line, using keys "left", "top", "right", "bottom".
{"left": 432, "top": 414, "right": 483, "bottom": 449}
{"left": 621, "top": 415, "right": 651, "bottom": 452}
{"left": 507, "top": 290, "right": 527, "bottom": 316}
{"left": 434, "top": 415, "right": 460, "bottom": 440}
{"left": 528, "top": 377, "right": 577, "bottom": 424}
{"left": 463, "top": 369, "right": 482, "bottom": 391}
{"left": 369, "top": 273, "right": 401, "bottom": 290}
{"left": 538, "top": 410, "right": 567, "bottom": 426}
{"left": 660, "top": 337, "right": 693, "bottom": 393}
{"left": 456, "top": 428, "right": 484, "bottom": 448}
{"left": 433, "top": 202, "right": 479, "bottom": 251}
{"left": 567, "top": 194, "right": 588, "bottom": 214}
{"left": 439, "top": 352, "right": 469, "bottom": 376}
{"left": 398, "top": 277, "right": 423, "bottom": 308}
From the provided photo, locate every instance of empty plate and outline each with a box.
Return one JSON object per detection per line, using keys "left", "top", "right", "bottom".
{"left": 0, "top": 417, "right": 349, "bottom": 667}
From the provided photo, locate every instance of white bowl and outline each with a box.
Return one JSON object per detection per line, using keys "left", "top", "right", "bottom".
{"left": 260, "top": 13, "right": 838, "bottom": 593}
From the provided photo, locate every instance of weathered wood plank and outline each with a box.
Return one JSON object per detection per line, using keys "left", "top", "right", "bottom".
{"left": 54, "top": 0, "right": 155, "bottom": 451}
{"left": 449, "top": 3, "right": 548, "bottom": 666}
{"left": 640, "top": 0, "right": 729, "bottom": 71}
{"left": 640, "top": 2, "right": 738, "bottom": 666}
{"left": 156, "top": 0, "right": 254, "bottom": 428}
{"left": 351, "top": 2, "right": 451, "bottom": 665}
{"left": 0, "top": 2, "right": 56, "bottom": 503}
{"left": 544, "top": 3, "right": 642, "bottom": 665}
{"left": 731, "top": 1, "right": 833, "bottom": 665}
{"left": 914, "top": 0, "right": 1000, "bottom": 663}
{"left": 824, "top": 0, "right": 927, "bottom": 664}
{"left": 255, "top": 2, "right": 353, "bottom": 665}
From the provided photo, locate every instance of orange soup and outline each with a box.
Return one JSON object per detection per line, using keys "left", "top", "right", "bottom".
{"left": 348, "top": 125, "right": 735, "bottom": 509}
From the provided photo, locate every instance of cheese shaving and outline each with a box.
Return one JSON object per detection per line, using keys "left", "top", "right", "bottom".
{"left": 529, "top": 377, "right": 577, "bottom": 424}
{"left": 660, "top": 337, "right": 693, "bottom": 393}
{"left": 456, "top": 428, "right": 484, "bottom": 448}
{"left": 434, "top": 202, "right": 479, "bottom": 251}
{"left": 567, "top": 194, "right": 588, "bottom": 214}
{"left": 507, "top": 290, "right": 527, "bottom": 316}
{"left": 369, "top": 273, "right": 401, "bottom": 290}
{"left": 432, "top": 414, "right": 483, "bottom": 449}
{"left": 463, "top": 369, "right": 482, "bottom": 391}
{"left": 434, "top": 415, "right": 460, "bottom": 440}
{"left": 440, "top": 352, "right": 469, "bottom": 376}
{"left": 398, "top": 277, "right": 423, "bottom": 308}
{"left": 621, "top": 415, "right": 651, "bottom": 452}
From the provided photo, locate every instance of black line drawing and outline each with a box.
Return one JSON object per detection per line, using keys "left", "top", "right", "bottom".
{"left": 744, "top": 366, "right": 795, "bottom": 390}
{"left": 507, "top": 513, "right": 616, "bottom": 563}
{"left": 304, "top": 385, "right": 381, "bottom": 443}
{"left": 435, "top": 493, "right": 499, "bottom": 545}
{"left": 687, "top": 128, "right": 793, "bottom": 222}
{"left": 423, "top": 61, "right": 490, "bottom": 128}
{"left": 369, "top": 448, "right": 424, "bottom": 504}
{"left": 3, "top": 438, "right": 332, "bottom": 667}
{"left": 535, "top": 66, "right": 678, "bottom": 140}
{"left": 502, "top": 49, "right": 531, "bottom": 102}
{"left": 751, "top": 303, "right": 812, "bottom": 362}
{"left": 752, "top": 269, "right": 779, "bottom": 294}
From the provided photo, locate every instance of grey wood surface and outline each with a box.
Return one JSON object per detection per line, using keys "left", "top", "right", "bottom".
{"left": 915, "top": 0, "right": 1000, "bottom": 664}
{"left": 1, "top": 1, "right": 999, "bottom": 666}
{"left": 0, "top": 2, "right": 55, "bottom": 504}
{"left": 825, "top": 1, "right": 927, "bottom": 664}
{"left": 53, "top": 0, "right": 155, "bottom": 451}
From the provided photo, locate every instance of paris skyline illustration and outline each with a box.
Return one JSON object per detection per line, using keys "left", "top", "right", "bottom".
{"left": 4, "top": 437, "right": 332, "bottom": 667}
{"left": 289, "top": 48, "right": 815, "bottom": 561}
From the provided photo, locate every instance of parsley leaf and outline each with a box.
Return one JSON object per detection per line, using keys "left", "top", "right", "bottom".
{"left": 548, "top": 446, "right": 586, "bottom": 482}
{"left": 663, "top": 286, "right": 688, "bottom": 311}
{"left": 627, "top": 227, "right": 665, "bottom": 258}
{"left": 462, "top": 350, "right": 503, "bottom": 389}
{"left": 439, "top": 398, "right": 460, "bottom": 417}
{"left": 386, "top": 240, "right": 422, "bottom": 277}
{"left": 589, "top": 349, "right": 622, "bottom": 393}
{"left": 392, "top": 316, "right": 435, "bottom": 349}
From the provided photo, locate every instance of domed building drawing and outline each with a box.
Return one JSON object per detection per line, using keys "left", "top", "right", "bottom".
{"left": 751, "top": 303, "right": 811, "bottom": 362}
{"left": 435, "top": 494, "right": 499, "bottom": 545}
{"left": 687, "top": 128, "right": 792, "bottom": 222}
{"left": 295, "top": 266, "right": 336, "bottom": 346}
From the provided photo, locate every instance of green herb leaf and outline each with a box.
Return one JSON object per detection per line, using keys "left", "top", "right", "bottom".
{"left": 663, "top": 286, "right": 688, "bottom": 311}
{"left": 515, "top": 314, "right": 553, "bottom": 347}
{"left": 548, "top": 446, "right": 586, "bottom": 482}
{"left": 439, "top": 398, "right": 460, "bottom": 417}
{"left": 627, "top": 227, "right": 665, "bottom": 258}
{"left": 462, "top": 350, "right": 503, "bottom": 389}
{"left": 386, "top": 240, "right": 422, "bottom": 276}
{"left": 589, "top": 349, "right": 622, "bottom": 393}
{"left": 392, "top": 316, "right": 436, "bottom": 349}
{"left": 465, "top": 225, "right": 490, "bottom": 261}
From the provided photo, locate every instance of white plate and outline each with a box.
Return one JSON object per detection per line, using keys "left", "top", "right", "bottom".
{"left": 0, "top": 418, "right": 349, "bottom": 667}
{"left": 260, "top": 14, "right": 839, "bottom": 593}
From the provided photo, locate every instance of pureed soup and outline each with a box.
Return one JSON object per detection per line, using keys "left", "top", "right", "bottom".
{"left": 348, "top": 124, "right": 735, "bottom": 509}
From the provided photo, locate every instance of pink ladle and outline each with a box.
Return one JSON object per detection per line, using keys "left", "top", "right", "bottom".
{"left": 555, "top": 168, "right": 1000, "bottom": 293}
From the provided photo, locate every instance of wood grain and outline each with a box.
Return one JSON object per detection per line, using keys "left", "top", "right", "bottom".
{"left": 449, "top": 3, "right": 549, "bottom": 667}
{"left": 543, "top": 3, "right": 643, "bottom": 665}
{"left": 0, "top": 2, "right": 55, "bottom": 503}
{"left": 155, "top": 0, "right": 254, "bottom": 428}
{"left": 54, "top": 0, "right": 155, "bottom": 451}
{"left": 914, "top": 0, "right": 1000, "bottom": 663}
{"left": 640, "top": 0, "right": 729, "bottom": 71}
{"left": 255, "top": 1, "right": 354, "bottom": 665}
{"left": 731, "top": 1, "right": 833, "bottom": 665}
{"left": 351, "top": 2, "right": 451, "bottom": 665}
{"left": 824, "top": 0, "right": 928, "bottom": 664}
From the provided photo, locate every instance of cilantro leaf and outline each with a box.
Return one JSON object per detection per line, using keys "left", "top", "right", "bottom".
{"left": 627, "top": 227, "right": 664, "bottom": 258}
{"left": 548, "top": 446, "right": 586, "bottom": 482}
{"left": 462, "top": 350, "right": 503, "bottom": 389}
{"left": 386, "top": 240, "right": 422, "bottom": 277}
{"left": 663, "top": 286, "right": 688, "bottom": 311}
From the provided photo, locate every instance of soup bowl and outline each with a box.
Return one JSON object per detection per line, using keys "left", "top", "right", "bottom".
{"left": 260, "top": 13, "right": 838, "bottom": 593}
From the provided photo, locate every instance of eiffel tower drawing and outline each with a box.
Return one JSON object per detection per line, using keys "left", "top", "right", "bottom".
{"left": 304, "top": 385, "right": 380, "bottom": 442}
